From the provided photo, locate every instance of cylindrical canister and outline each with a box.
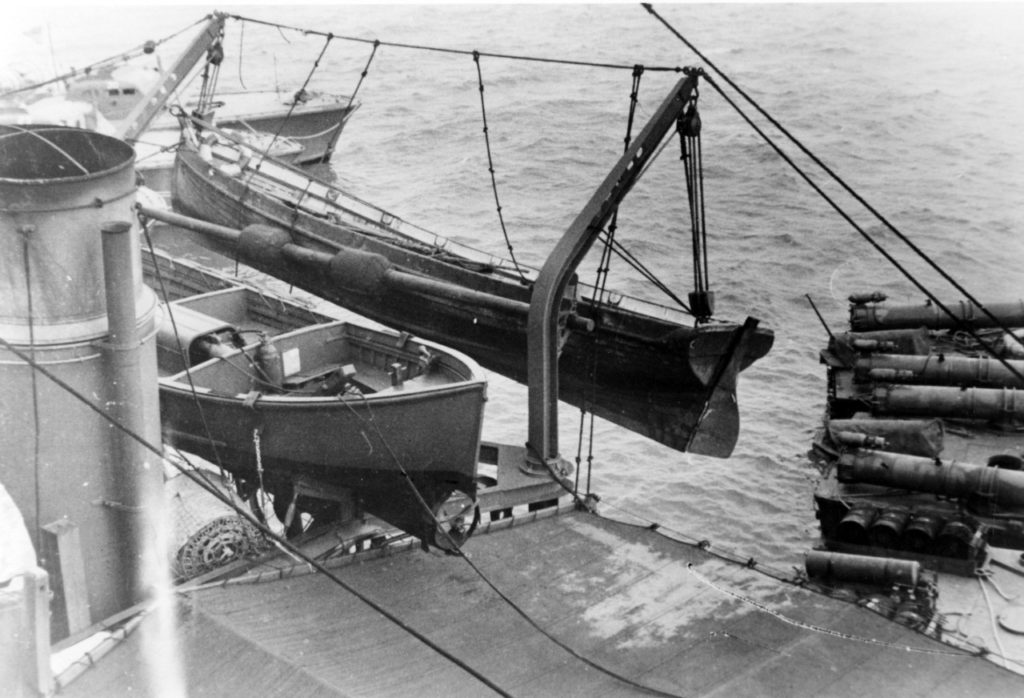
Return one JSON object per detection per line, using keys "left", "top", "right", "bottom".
{"left": 806, "top": 550, "right": 920, "bottom": 587}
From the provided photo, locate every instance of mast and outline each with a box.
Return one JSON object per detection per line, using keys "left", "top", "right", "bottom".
{"left": 525, "top": 70, "right": 701, "bottom": 471}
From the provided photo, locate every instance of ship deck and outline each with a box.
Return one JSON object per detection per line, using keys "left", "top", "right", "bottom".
{"left": 57, "top": 503, "right": 1023, "bottom": 697}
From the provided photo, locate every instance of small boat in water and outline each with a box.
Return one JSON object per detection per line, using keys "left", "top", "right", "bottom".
{"left": 146, "top": 249, "right": 488, "bottom": 550}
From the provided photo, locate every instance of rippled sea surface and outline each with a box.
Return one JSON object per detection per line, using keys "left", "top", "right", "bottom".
{"left": 20, "top": 4, "right": 1024, "bottom": 565}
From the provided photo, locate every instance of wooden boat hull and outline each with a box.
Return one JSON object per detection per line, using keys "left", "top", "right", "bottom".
{"left": 148, "top": 251, "right": 487, "bottom": 546}
{"left": 171, "top": 145, "right": 774, "bottom": 456}
{"left": 160, "top": 363, "right": 486, "bottom": 545}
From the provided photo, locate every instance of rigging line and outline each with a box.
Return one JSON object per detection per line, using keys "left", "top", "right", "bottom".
{"left": 259, "top": 32, "right": 334, "bottom": 172}
{"left": 701, "top": 73, "right": 1024, "bottom": 384}
{"left": 687, "top": 564, "right": 968, "bottom": 657}
{"left": 580, "top": 66, "right": 646, "bottom": 494}
{"left": 595, "top": 65, "right": 645, "bottom": 307}
{"left": 643, "top": 2, "right": 1024, "bottom": 352}
{"left": 19, "top": 230, "right": 43, "bottom": 556}
{"left": 336, "top": 393, "right": 444, "bottom": 517}
{"left": 0, "top": 333, "right": 513, "bottom": 698}
{"left": 195, "top": 30, "right": 224, "bottom": 126}
{"left": 140, "top": 222, "right": 230, "bottom": 480}
{"left": 599, "top": 231, "right": 692, "bottom": 312}
{"left": 178, "top": 109, "right": 390, "bottom": 228}
{"left": 423, "top": 450, "right": 679, "bottom": 695}
{"left": 227, "top": 13, "right": 685, "bottom": 73}
{"left": 473, "top": 52, "right": 527, "bottom": 281}
{"left": 573, "top": 409, "right": 585, "bottom": 495}
{"left": 454, "top": 540, "right": 687, "bottom": 698}
{"left": 681, "top": 118, "right": 702, "bottom": 292}
{"left": 184, "top": 366, "right": 683, "bottom": 698}
{"left": 177, "top": 110, "right": 525, "bottom": 279}
{"left": 585, "top": 409, "right": 596, "bottom": 495}
{"left": 347, "top": 40, "right": 379, "bottom": 109}
{"left": 0, "top": 15, "right": 209, "bottom": 99}
{"left": 595, "top": 499, "right": 801, "bottom": 585}
{"left": 236, "top": 18, "right": 247, "bottom": 90}
{"left": 2, "top": 125, "right": 89, "bottom": 175}
{"left": 692, "top": 120, "right": 710, "bottom": 290}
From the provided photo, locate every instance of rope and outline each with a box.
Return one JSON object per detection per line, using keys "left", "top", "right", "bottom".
{"left": 592, "top": 65, "right": 644, "bottom": 308}
{"left": 335, "top": 390, "right": 481, "bottom": 550}
{"left": 576, "top": 66, "right": 647, "bottom": 498}
{"left": 19, "top": 229, "right": 43, "bottom": 555}
{"left": 0, "top": 125, "right": 88, "bottom": 175}
{"left": 700, "top": 71, "right": 1024, "bottom": 384}
{"left": 643, "top": 3, "right": 1024, "bottom": 375}
{"left": 259, "top": 33, "right": 334, "bottom": 171}
{"left": 252, "top": 427, "right": 274, "bottom": 526}
{"left": 226, "top": 13, "right": 686, "bottom": 73}
{"left": 473, "top": 51, "right": 527, "bottom": 281}
{"left": 453, "top": 542, "right": 686, "bottom": 697}
{"left": 0, "top": 15, "right": 209, "bottom": 99}
{"left": 687, "top": 563, "right": 968, "bottom": 656}
{"left": 194, "top": 31, "right": 224, "bottom": 120}
{"left": 595, "top": 499, "right": 795, "bottom": 583}
{"left": 573, "top": 409, "right": 586, "bottom": 495}
{"left": 140, "top": 222, "right": 230, "bottom": 480}
{"left": 678, "top": 96, "right": 709, "bottom": 298}
{"left": 236, "top": 19, "right": 247, "bottom": 90}
{"left": 0, "top": 332, "right": 512, "bottom": 696}
{"left": 978, "top": 574, "right": 1010, "bottom": 669}
{"left": 340, "top": 390, "right": 683, "bottom": 695}
{"left": 348, "top": 40, "right": 380, "bottom": 109}
{"left": 598, "top": 230, "right": 692, "bottom": 312}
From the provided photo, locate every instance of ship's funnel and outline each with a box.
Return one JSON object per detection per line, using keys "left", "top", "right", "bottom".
{"left": 0, "top": 125, "right": 161, "bottom": 640}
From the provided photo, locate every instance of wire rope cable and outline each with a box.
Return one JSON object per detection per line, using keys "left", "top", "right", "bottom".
{"left": 643, "top": 2, "right": 1024, "bottom": 363}
{"left": 473, "top": 51, "right": 527, "bottom": 281}
{"left": 0, "top": 332, "right": 514, "bottom": 697}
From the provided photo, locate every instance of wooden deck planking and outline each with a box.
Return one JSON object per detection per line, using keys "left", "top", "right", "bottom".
{"left": 59, "top": 508, "right": 1024, "bottom": 696}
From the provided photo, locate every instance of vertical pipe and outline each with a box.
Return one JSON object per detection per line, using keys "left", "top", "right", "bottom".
{"left": 100, "top": 221, "right": 162, "bottom": 602}
{"left": 102, "top": 220, "right": 184, "bottom": 697}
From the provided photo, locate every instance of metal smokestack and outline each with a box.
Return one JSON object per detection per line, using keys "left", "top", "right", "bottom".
{"left": 0, "top": 125, "right": 161, "bottom": 640}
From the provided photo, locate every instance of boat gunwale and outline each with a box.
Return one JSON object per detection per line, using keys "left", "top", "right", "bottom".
{"left": 173, "top": 148, "right": 775, "bottom": 372}
{"left": 159, "top": 318, "right": 489, "bottom": 401}
{"left": 178, "top": 137, "right": 724, "bottom": 331}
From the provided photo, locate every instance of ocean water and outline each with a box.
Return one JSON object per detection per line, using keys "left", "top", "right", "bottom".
{"left": 18, "top": 4, "right": 1024, "bottom": 566}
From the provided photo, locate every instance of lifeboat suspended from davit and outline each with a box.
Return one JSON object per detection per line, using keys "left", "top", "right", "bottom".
{"left": 150, "top": 67, "right": 773, "bottom": 458}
